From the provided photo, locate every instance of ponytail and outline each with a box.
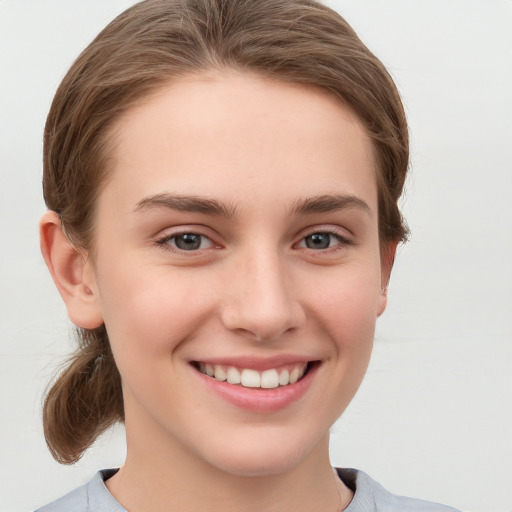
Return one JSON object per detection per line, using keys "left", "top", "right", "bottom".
{"left": 42, "top": 325, "right": 123, "bottom": 464}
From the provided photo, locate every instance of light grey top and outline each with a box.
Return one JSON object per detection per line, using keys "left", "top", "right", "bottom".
{"left": 35, "top": 467, "right": 461, "bottom": 511}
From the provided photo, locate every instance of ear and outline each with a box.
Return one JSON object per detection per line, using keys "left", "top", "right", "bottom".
{"left": 40, "top": 211, "right": 103, "bottom": 329}
{"left": 377, "top": 240, "right": 398, "bottom": 317}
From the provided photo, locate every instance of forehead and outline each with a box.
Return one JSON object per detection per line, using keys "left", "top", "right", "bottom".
{"left": 104, "top": 71, "right": 377, "bottom": 213}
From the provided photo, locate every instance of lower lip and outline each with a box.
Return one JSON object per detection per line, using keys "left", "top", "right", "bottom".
{"left": 195, "top": 363, "right": 319, "bottom": 412}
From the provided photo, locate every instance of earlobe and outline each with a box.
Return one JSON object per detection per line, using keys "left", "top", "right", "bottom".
{"left": 377, "top": 286, "right": 388, "bottom": 317}
{"left": 40, "top": 211, "right": 103, "bottom": 329}
{"left": 377, "top": 240, "right": 398, "bottom": 317}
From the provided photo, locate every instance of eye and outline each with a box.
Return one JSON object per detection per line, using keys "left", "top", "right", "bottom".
{"left": 296, "top": 231, "right": 351, "bottom": 250}
{"left": 157, "top": 232, "right": 215, "bottom": 251}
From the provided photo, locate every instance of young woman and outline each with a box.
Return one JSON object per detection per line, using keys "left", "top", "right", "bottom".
{"left": 35, "top": 1, "right": 460, "bottom": 510}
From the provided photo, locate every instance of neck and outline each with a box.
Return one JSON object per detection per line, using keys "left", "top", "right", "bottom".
{"left": 106, "top": 413, "right": 352, "bottom": 512}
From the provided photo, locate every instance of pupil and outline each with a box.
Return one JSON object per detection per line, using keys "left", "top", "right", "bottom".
{"left": 176, "top": 234, "right": 201, "bottom": 250}
{"left": 306, "top": 233, "right": 330, "bottom": 249}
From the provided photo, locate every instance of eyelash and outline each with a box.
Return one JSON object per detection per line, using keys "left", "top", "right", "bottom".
{"left": 155, "top": 231, "right": 216, "bottom": 253}
{"left": 294, "top": 229, "right": 353, "bottom": 252}
{"left": 155, "top": 228, "right": 353, "bottom": 256}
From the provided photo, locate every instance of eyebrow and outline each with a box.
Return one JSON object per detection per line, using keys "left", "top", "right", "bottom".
{"left": 135, "top": 192, "right": 370, "bottom": 219}
{"left": 134, "top": 193, "right": 238, "bottom": 218}
{"left": 289, "top": 194, "right": 371, "bottom": 216}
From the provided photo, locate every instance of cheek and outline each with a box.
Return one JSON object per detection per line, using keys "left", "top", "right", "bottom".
{"left": 97, "top": 262, "right": 212, "bottom": 356}
{"left": 309, "top": 265, "right": 382, "bottom": 340}
{"left": 307, "top": 264, "right": 381, "bottom": 394}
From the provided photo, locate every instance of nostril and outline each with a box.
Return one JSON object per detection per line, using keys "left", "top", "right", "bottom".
{"left": 219, "top": 266, "right": 306, "bottom": 340}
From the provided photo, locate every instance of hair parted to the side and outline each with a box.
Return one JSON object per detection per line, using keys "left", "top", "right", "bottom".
{"left": 43, "top": 0, "right": 409, "bottom": 464}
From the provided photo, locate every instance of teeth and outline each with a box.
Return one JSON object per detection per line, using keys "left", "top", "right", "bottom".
{"left": 241, "top": 369, "right": 260, "bottom": 388}
{"left": 214, "top": 365, "right": 227, "bottom": 381}
{"left": 197, "top": 362, "right": 309, "bottom": 389}
{"left": 226, "top": 366, "right": 241, "bottom": 384}
{"left": 261, "top": 369, "right": 279, "bottom": 389}
{"left": 289, "top": 367, "right": 300, "bottom": 384}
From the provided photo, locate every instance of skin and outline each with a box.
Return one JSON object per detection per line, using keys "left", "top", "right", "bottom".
{"left": 41, "top": 71, "right": 395, "bottom": 512}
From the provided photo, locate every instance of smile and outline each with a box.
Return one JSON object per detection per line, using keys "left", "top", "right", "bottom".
{"left": 194, "top": 362, "right": 309, "bottom": 389}
{"left": 191, "top": 359, "right": 321, "bottom": 411}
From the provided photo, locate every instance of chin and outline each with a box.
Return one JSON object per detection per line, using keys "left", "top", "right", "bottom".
{"left": 213, "top": 454, "right": 305, "bottom": 478}
{"left": 199, "top": 430, "right": 324, "bottom": 478}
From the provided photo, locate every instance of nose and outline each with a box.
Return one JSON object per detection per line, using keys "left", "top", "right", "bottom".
{"left": 220, "top": 249, "right": 305, "bottom": 341}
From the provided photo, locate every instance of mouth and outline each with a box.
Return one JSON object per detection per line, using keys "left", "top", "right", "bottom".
{"left": 191, "top": 361, "right": 318, "bottom": 389}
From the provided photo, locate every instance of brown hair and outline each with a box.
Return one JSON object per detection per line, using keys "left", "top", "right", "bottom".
{"left": 43, "top": 0, "right": 409, "bottom": 464}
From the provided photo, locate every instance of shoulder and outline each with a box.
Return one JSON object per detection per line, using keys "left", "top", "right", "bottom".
{"left": 337, "top": 468, "right": 462, "bottom": 512}
{"left": 35, "top": 469, "right": 124, "bottom": 512}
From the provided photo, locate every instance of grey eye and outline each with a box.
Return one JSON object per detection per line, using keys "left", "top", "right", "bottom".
{"left": 304, "top": 233, "right": 334, "bottom": 249}
{"left": 173, "top": 233, "right": 204, "bottom": 250}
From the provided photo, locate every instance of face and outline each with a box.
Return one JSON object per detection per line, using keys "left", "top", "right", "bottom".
{"left": 82, "top": 71, "right": 391, "bottom": 477}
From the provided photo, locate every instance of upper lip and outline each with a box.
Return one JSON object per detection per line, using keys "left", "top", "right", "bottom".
{"left": 189, "top": 355, "right": 319, "bottom": 372}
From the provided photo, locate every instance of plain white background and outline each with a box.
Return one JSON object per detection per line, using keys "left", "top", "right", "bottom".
{"left": 0, "top": 1, "right": 511, "bottom": 511}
